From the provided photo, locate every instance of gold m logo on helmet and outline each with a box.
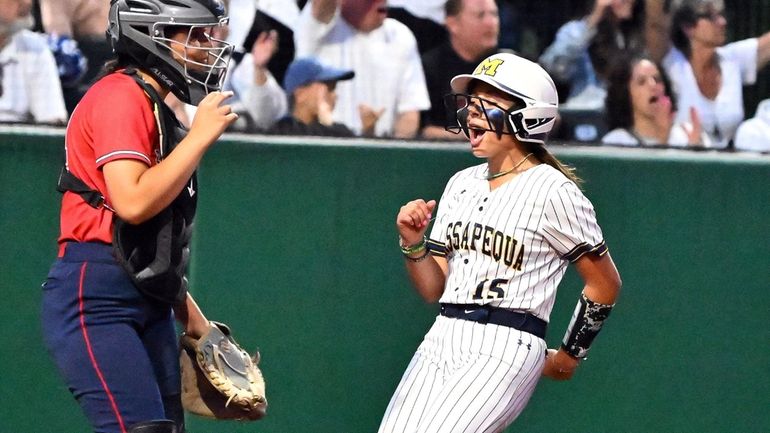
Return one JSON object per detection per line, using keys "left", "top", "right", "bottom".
{"left": 473, "top": 58, "right": 504, "bottom": 77}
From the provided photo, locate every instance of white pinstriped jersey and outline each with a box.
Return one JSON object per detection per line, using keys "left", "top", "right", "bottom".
{"left": 427, "top": 163, "right": 607, "bottom": 322}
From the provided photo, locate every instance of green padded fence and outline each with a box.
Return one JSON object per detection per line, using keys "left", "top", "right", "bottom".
{"left": 1, "top": 128, "right": 768, "bottom": 433}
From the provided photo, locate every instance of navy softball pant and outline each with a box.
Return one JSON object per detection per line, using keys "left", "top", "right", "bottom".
{"left": 41, "top": 242, "right": 184, "bottom": 433}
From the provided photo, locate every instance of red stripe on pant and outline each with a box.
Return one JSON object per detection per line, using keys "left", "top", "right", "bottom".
{"left": 78, "top": 262, "right": 128, "bottom": 433}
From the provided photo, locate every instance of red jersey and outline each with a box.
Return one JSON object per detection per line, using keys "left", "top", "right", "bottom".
{"left": 58, "top": 72, "right": 160, "bottom": 252}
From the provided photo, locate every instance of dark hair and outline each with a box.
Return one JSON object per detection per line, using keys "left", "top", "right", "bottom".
{"left": 96, "top": 54, "right": 133, "bottom": 81}
{"left": 588, "top": 0, "right": 647, "bottom": 81}
{"left": 445, "top": 0, "right": 463, "bottom": 18}
{"left": 523, "top": 141, "right": 582, "bottom": 185}
{"left": 605, "top": 55, "right": 676, "bottom": 131}
{"left": 671, "top": 0, "right": 716, "bottom": 57}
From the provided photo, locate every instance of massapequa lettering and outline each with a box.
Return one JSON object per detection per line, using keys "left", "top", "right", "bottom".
{"left": 444, "top": 220, "right": 524, "bottom": 270}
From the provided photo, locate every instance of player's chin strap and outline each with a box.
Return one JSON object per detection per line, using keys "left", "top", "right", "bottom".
{"left": 561, "top": 292, "right": 615, "bottom": 359}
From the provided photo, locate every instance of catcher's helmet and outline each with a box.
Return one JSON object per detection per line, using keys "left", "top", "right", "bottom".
{"left": 107, "top": 0, "right": 233, "bottom": 105}
{"left": 448, "top": 52, "right": 559, "bottom": 145}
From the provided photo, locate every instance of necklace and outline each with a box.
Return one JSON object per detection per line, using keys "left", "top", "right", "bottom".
{"left": 486, "top": 153, "right": 533, "bottom": 180}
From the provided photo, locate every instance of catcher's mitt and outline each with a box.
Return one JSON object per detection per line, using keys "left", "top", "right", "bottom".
{"left": 179, "top": 321, "right": 267, "bottom": 420}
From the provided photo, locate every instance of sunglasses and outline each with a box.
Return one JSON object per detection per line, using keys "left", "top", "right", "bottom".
{"left": 695, "top": 10, "right": 724, "bottom": 22}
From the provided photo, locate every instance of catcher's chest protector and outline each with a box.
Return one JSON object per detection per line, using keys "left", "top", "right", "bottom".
{"left": 57, "top": 68, "right": 197, "bottom": 305}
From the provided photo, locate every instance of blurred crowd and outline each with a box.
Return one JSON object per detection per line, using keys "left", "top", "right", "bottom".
{"left": 1, "top": 0, "right": 769, "bottom": 152}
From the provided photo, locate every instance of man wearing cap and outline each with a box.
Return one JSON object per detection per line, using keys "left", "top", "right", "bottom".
{"left": 267, "top": 57, "right": 358, "bottom": 137}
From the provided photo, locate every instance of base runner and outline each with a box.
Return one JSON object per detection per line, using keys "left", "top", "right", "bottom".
{"left": 378, "top": 52, "right": 622, "bottom": 433}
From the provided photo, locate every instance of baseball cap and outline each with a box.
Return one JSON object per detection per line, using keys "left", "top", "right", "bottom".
{"left": 283, "top": 57, "right": 355, "bottom": 94}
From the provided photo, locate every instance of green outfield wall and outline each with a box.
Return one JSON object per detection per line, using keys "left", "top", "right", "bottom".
{"left": 1, "top": 128, "right": 768, "bottom": 433}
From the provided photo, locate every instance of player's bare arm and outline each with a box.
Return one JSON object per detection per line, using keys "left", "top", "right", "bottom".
{"left": 173, "top": 292, "right": 210, "bottom": 339}
{"left": 577, "top": 251, "right": 622, "bottom": 305}
{"left": 104, "top": 91, "right": 237, "bottom": 224}
{"left": 397, "top": 199, "right": 447, "bottom": 302}
{"left": 543, "top": 252, "right": 622, "bottom": 380}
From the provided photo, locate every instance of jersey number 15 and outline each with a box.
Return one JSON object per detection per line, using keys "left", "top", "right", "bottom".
{"left": 473, "top": 278, "right": 508, "bottom": 300}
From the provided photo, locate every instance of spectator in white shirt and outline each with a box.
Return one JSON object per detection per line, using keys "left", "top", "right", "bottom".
{"left": 229, "top": 29, "right": 288, "bottom": 131}
{"left": 233, "top": 0, "right": 300, "bottom": 85}
{"left": 0, "top": 0, "right": 67, "bottom": 124}
{"left": 294, "top": 0, "right": 431, "bottom": 138}
{"left": 734, "top": 99, "right": 770, "bottom": 153}
{"left": 387, "top": 0, "right": 448, "bottom": 54}
{"left": 176, "top": 1, "right": 297, "bottom": 132}
{"left": 662, "top": 0, "right": 770, "bottom": 148}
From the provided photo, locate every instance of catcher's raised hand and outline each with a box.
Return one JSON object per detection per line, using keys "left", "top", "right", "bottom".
{"left": 187, "top": 91, "right": 239, "bottom": 146}
{"left": 397, "top": 199, "right": 437, "bottom": 245}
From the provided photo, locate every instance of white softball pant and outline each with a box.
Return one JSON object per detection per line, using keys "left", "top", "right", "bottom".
{"left": 378, "top": 315, "right": 547, "bottom": 433}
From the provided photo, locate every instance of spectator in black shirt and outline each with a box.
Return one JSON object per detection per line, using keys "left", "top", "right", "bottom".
{"left": 268, "top": 57, "right": 356, "bottom": 137}
{"left": 420, "top": 0, "right": 500, "bottom": 140}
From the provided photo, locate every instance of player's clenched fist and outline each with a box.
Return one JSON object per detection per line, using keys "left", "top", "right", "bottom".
{"left": 541, "top": 348, "right": 579, "bottom": 381}
{"left": 189, "top": 91, "right": 239, "bottom": 144}
{"left": 396, "top": 199, "right": 436, "bottom": 245}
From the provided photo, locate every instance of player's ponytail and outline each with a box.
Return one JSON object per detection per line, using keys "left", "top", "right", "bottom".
{"left": 96, "top": 54, "right": 134, "bottom": 81}
{"left": 523, "top": 141, "right": 582, "bottom": 186}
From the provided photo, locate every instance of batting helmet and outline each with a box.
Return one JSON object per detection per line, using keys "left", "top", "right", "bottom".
{"left": 107, "top": 0, "right": 233, "bottom": 105}
{"left": 448, "top": 52, "right": 559, "bottom": 145}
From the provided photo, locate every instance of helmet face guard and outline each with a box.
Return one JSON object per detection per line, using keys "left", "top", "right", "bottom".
{"left": 444, "top": 92, "right": 559, "bottom": 142}
{"left": 446, "top": 52, "right": 559, "bottom": 145}
{"left": 444, "top": 93, "right": 517, "bottom": 139}
{"left": 108, "top": 0, "right": 234, "bottom": 105}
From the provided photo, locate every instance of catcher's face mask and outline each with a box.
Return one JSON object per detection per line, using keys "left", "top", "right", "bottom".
{"left": 158, "top": 22, "right": 233, "bottom": 94}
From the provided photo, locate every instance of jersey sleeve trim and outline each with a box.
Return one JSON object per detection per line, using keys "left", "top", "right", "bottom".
{"left": 563, "top": 240, "right": 608, "bottom": 262}
{"left": 427, "top": 238, "right": 447, "bottom": 257}
{"left": 95, "top": 150, "right": 152, "bottom": 167}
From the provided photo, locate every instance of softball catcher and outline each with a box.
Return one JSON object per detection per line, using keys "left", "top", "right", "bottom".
{"left": 43, "top": 1, "right": 264, "bottom": 432}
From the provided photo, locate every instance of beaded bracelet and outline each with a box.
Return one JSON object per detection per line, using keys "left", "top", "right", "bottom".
{"left": 399, "top": 235, "right": 427, "bottom": 255}
{"left": 404, "top": 247, "right": 430, "bottom": 263}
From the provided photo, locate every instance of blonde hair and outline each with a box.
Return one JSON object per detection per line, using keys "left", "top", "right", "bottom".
{"left": 523, "top": 141, "right": 582, "bottom": 186}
